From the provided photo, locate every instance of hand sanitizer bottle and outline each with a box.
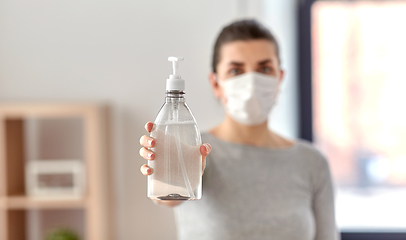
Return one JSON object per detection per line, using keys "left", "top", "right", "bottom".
{"left": 148, "top": 57, "right": 202, "bottom": 201}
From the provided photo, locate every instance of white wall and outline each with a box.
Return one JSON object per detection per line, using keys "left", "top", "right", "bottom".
{"left": 0, "top": 0, "right": 297, "bottom": 239}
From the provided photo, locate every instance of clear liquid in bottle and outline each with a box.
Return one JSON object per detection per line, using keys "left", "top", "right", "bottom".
{"left": 149, "top": 120, "right": 202, "bottom": 200}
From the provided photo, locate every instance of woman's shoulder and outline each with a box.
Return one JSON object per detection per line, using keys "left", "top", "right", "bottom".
{"left": 295, "top": 138, "right": 323, "bottom": 154}
{"left": 201, "top": 131, "right": 215, "bottom": 142}
{"left": 294, "top": 138, "right": 331, "bottom": 170}
{"left": 295, "top": 139, "right": 325, "bottom": 156}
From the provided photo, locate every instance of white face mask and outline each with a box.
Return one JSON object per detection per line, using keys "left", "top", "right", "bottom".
{"left": 219, "top": 72, "right": 279, "bottom": 126}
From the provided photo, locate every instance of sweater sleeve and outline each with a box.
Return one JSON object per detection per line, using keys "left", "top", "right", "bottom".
{"left": 312, "top": 155, "right": 340, "bottom": 240}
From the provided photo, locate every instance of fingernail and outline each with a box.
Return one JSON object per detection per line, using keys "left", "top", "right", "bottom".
{"left": 146, "top": 168, "right": 151, "bottom": 174}
{"left": 148, "top": 152, "right": 153, "bottom": 159}
{"left": 205, "top": 144, "right": 209, "bottom": 153}
{"left": 148, "top": 139, "right": 153, "bottom": 146}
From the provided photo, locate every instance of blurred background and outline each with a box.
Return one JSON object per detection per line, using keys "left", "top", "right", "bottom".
{"left": 0, "top": 0, "right": 405, "bottom": 239}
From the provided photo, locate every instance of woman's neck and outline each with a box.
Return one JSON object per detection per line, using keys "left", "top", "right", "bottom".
{"left": 209, "top": 115, "right": 294, "bottom": 148}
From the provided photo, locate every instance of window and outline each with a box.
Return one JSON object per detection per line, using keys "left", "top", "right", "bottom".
{"left": 300, "top": 0, "right": 406, "bottom": 238}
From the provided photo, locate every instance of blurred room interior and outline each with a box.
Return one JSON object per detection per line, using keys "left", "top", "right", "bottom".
{"left": 0, "top": 0, "right": 405, "bottom": 239}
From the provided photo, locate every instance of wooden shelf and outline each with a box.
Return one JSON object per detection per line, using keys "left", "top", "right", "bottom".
{"left": 0, "top": 196, "right": 87, "bottom": 210}
{"left": 0, "top": 103, "right": 113, "bottom": 240}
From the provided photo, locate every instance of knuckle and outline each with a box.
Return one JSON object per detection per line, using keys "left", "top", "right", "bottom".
{"left": 140, "top": 135, "right": 146, "bottom": 145}
{"left": 140, "top": 147, "right": 148, "bottom": 159}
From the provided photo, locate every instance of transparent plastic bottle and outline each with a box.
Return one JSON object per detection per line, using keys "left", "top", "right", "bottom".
{"left": 148, "top": 57, "right": 202, "bottom": 201}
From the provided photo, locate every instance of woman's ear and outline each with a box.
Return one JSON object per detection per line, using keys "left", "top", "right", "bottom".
{"left": 278, "top": 69, "right": 285, "bottom": 84}
{"left": 208, "top": 72, "right": 222, "bottom": 99}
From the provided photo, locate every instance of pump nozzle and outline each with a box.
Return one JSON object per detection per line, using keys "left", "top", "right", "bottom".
{"left": 166, "top": 56, "right": 185, "bottom": 91}
{"left": 168, "top": 56, "right": 184, "bottom": 76}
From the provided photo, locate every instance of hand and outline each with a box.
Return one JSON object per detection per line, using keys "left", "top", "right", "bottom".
{"left": 139, "top": 122, "right": 211, "bottom": 176}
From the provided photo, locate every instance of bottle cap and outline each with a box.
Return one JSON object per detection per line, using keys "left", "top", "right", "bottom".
{"left": 166, "top": 56, "right": 185, "bottom": 91}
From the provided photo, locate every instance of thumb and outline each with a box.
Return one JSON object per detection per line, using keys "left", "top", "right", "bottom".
{"left": 200, "top": 143, "right": 211, "bottom": 173}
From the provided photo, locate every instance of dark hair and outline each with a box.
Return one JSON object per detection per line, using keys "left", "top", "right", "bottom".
{"left": 211, "top": 19, "right": 281, "bottom": 73}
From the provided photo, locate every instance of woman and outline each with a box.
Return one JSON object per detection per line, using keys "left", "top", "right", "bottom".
{"left": 139, "top": 19, "right": 338, "bottom": 240}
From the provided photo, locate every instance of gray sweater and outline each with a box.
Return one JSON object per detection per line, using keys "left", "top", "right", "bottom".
{"left": 174, "top": 132, "right": 339, "bottom": 240}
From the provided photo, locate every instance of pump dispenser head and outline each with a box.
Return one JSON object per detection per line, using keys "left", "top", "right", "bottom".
{"left": 167, "top": 56, "right": 185, "bottom": 91}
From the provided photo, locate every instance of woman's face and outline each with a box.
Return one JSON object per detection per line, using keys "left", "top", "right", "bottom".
{"left": 209, "top": 39, "right": 284, "bottom": 101}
